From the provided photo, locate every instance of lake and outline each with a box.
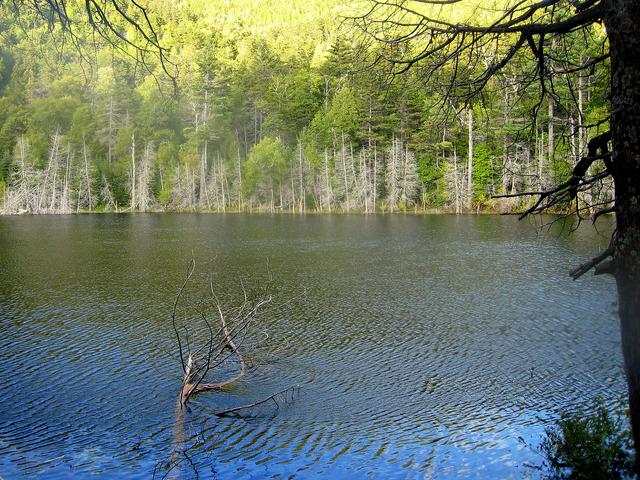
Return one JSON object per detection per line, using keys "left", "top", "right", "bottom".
{"left": 0, "top": 214, "right": 624, "bottom": 479}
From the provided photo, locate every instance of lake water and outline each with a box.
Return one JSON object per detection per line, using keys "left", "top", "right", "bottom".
{"left": 0, "top": 214, "right": 625, "bottom": 479}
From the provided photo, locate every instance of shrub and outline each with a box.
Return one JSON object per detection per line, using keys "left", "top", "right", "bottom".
{"left": 541, "top": 401, "right": 634, "bottom": 479}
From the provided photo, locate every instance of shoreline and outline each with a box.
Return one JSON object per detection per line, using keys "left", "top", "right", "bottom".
{"left": 0, "top": 207, "right": 580, "bottom": 217}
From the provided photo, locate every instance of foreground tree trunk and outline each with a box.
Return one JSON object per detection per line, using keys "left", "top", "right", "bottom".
{"left": 604, "top": 0, "right": 640, "bottom": 469}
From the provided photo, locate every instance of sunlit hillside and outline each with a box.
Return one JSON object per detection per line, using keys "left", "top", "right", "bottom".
{"left": 0, "top": 0, "right": 610, "bottom": 216}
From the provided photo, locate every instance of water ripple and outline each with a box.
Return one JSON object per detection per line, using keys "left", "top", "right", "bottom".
{"left": 0, "top": 214, "right": 623, "bottom": 479}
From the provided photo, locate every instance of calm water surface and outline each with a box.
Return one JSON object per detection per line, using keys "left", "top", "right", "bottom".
{"left": 0, "top": 214, "right": 624, "bottom": 479}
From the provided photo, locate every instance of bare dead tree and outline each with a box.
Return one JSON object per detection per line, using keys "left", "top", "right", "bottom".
{"left": 100, "top": 174, "right": 117, "bottom": 211}
{"left": 0, "top": 136, "right": 41, "bottom": 214}
{"left": 352, "top": 0, "right": 640, "bottom": 468}
{"left": 170, "top": 259, "right": 300, "bottom": 410}
{"left": 172, "top": 259, "right": 266, "bottom": 408}
{"left": 137, "top": 142, "right": 156, "bottom": 212}
{"left": 160, "top": 259, "right": 300, "bottom": 479}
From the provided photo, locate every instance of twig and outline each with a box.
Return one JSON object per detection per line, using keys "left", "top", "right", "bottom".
{"left": 214, "top": 386, "right": 300, "bottom": 417}
{"left": 173, "top": 256, "right": 195, "bottom": 374}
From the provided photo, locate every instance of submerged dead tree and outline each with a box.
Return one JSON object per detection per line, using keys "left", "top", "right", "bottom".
{"left": 161, "top": 259, "right": 299, "bottom": 479}
{"left": 170, "top": 259, "right": 297, "bottom": 411}
{"left": 173, "top": 259, "right": 268, "bottom": 408}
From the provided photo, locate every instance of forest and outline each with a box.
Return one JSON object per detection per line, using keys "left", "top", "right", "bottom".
{"left": 2, "top": 2, "right": 638, "bottom": 478}
{"left": 0, "top": 0, "right": 612, "bottom": 214}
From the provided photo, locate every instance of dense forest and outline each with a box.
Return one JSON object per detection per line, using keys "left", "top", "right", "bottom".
{"left": 0, "top": 0, "right": 612, "bottom": 214}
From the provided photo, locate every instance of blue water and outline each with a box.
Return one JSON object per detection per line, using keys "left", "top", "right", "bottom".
{"left": 0, "top": 214, "right": 624, "bottom": 479}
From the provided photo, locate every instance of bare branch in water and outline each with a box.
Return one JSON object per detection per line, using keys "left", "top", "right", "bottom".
{"left": 214, "top": 386, "right": 301, "bottom": 418}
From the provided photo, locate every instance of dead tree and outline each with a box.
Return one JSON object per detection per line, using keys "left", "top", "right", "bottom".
{"left": 168, "top": 259, "right": 301, "bottom": 412}
{"left": 172, "top": 260, "right": 269, "bottom": 408}
{"left": 1, "top": 137, "right": 41, "bottom": 214}
{"left": 160, "top": 259, "right": 300, "bottom": 479}
{"left": 353, "top": 0, "right": 640, "bottom": 468}
{"left": 137, "top": 142, "right": 156, "bottom": 212}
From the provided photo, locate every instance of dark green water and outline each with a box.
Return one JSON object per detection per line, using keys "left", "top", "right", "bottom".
{"left": 0, "top": 214, "right": 624, "bottom": 479}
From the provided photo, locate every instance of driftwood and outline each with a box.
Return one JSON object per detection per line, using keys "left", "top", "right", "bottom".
{"left": 178, "top": 296, "right": 272, "bottom": 406}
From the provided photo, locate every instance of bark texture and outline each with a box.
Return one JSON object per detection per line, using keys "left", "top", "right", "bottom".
{"left": 604, "top": 0, "right": 640, "bottom": 469}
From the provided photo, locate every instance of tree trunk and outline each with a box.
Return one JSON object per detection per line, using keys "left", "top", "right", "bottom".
{"left": 131, "top": 134, "right": 136, "bottom": 211}
{"left": 467, "top": 107, "right": 474, "bottom": 210}
{"left": 342, "top": 132, "right": 349, "bottom": 211}
{"left": 218, "top": 152, "right": 226, "bottom": 213}
{"left": 299, "top": 142, "right": 305, "bottom": 213}
{"left": 539, "top": 128, "right": 545, "bottom": 190}
{"left": 83, "top": 139, "right": 93, "bottom": 211}
{"left": 324, "top": 148, "right": 331, "bottom": 213}
{"left": 373, "top": 142, "right": 377, "bottom": 213}
{"left": 237, "top": 147, "right": 243, "bottom": 211}
{"left": 362, "top": 149, "right": 369, "bottom": 214}
{"left": 604, "top": 0, "right": 640, "bottom": 470}
{"left": 548, "top": 94, "right": 555, "bottom": 171}
{"left": 49, "top": 136, "right": 60, "bottom": 212}
{"left": 453, "top": 148, "right": 460, "bottom": 214}
{"left": 61, "top": 145, "right": 71, "bottom": 214}
{"left": 107, "top": 96, "right": 114, "bottom": 168}
{"left": 291, "top": 163, "right": 296, "bottom": 212}
{"left": 200, "top": 141, "right": 209, "bottom": 209}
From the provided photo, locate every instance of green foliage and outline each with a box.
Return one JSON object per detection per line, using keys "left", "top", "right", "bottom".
{"left": 0, "top": 151, "right": 9, "bottom": 183}
{"left": 49, "top": 76, "right": 85, "bottom": 100}
{"left": 326, "top": 84, "right": 360, "bottom": 139}
{"left": 417, "top": 152, "right": 445, "bottom": 206}
{"left": 472, "top": 142, "right": 499, "bottom": 203}
{"left": 0, "top": 0, "right": 610, "bottom": 212}
{"left": 553, "top": 158, "right": 574, "bottom": 185}
{"left": 0, "top": 100, "right": 28, "bottom": 165}
{"left": 541, "top": 402, "right": 634, "bottom": 480}
{"left": 306, "top": 82, "right": 361, "bottom": 148}
{"left": 26, "top": 97, "right": 80, "bottom": 164}
{"left": 106, "top": 159, "right": 131, "bottom": 207}
{"left": 69, "top": 105, "right": 97, "bottom": 146}
{"left": 136, "top": 92, "right": 182, "bottom": 145}
{"left": 244, "top": 136, "right": 289, "bottom": 199}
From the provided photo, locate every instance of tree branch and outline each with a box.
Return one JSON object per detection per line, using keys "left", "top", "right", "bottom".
{"left": 214, "top": 386, "right": 300, "bottom": 418}
{"left": 570, "top": 243, "right": 615, "bottom": 279}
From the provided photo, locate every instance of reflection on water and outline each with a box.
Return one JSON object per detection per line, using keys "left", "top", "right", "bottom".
{"left": 0, "top": 214, "right": 623, "bottom": 479}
